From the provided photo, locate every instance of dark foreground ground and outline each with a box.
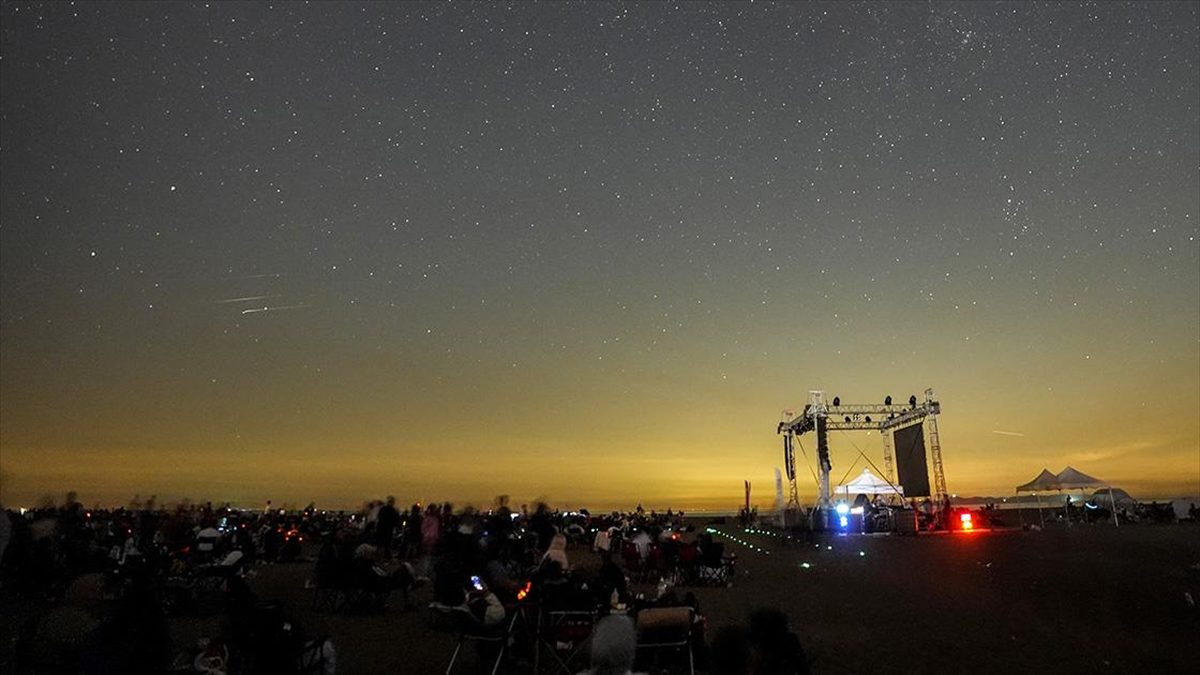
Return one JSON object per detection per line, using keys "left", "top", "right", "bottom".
{"left": 179, "top": 523, "right": 1200, "bottom": 675}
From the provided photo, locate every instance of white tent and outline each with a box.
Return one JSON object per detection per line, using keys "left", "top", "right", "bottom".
{"left": 836, "top": 468, "right": 903, "bottom": 497}
{"left": 1055, "top": 466, "right": 1107, "bottom": 490}
{"left": 1015, "top": 466, "right": 1118, "bottom": 527}
{"left": 1169, "top": 497, "right": 1199, "bottom": 521}
{"left": 1015, "top": 468, "right": 1060, "bottom": 528}
{"left": 1089, "top": 488, "right": 1134, "bottom": 511}
{"left": 1015, "top": 468, "right": 1060, "bottom": 493}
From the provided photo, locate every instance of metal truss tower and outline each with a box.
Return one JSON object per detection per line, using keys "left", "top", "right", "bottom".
{"left": 776, "top": 388, "right": 945, "bottom": 509}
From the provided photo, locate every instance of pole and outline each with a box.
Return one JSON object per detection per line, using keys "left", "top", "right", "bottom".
{"left": 1109, "top": 486, "right": 1119, "bottom": 527}
{"left": 1036, "top": 493, "right": 1045, "bottom": 529}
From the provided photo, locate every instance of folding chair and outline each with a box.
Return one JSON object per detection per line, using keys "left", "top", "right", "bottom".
{"left": 429, "top": 602, "right": 515, "bottom": 675}
{"left": 635, "top": 606, "right": 695, "bottom": 675}
{"left": 620, "top": 541, "right": 645, "bottom": 582}
{"left": 696, "top": 542, "right": 735, "bottom": 587}
{"left": 311, "top": 556, "right": 357, "bottom": 612}
{"left": 677, "top": 542, "right": 699, "bottom": 585}
{"left": 646, "top": 544, "right": 668, "bottom": 582}
{"left": 295, "top": 637, "right": 336, "bottom": 674}
{"left": 535, "top": 609, "right": 596, "bottom": 674}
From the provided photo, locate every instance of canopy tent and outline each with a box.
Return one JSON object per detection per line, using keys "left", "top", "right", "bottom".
{"left": 1015, "top": 466, "right": 1118, "bottom": 527}
{"left": 1055, "top": 466, "right": 1108, "bottom": 490}
{"left": 1015, "top": 469, "right": 1060, "bottom": 493}
{"left": 835, "top": 468, "right": 904, "bottom": 497}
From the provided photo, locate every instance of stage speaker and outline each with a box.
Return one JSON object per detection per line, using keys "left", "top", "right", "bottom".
{"left": 893, "top": 424, "right": 931, "bottom": 497}
{"left": 816, "top": 416, "right": 831, "bottom": 472}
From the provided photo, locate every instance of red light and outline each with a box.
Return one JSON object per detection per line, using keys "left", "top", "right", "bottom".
{"left": 960, "top": 513, "right": 973, "bottom": 530}
{"left": 516, "top": 581, "right": 532, "bottom": 602}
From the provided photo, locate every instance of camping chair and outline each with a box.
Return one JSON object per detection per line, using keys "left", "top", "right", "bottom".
{"left": 295, "top": 637, "right": 337, "bottom": 674}
{"left": 429, "top": 602, "right": 516, "bottom": 675}
{"left": 635, "top": 606, "right": 695, "bottom": 675}
{"left": 696, "top": 542, "right": 735, "bottom": 586}
{"left": 646, "top": 543, "right": 670, "bottom": 582}
{"left": 676, "top": 542, "right": 699, "bottom": 585}
{"left": 234, "top": 602, "right": 334, "bottom": 675}
{"left": 315, "top": 558, "right": 391, "bottom": 613}
{"left": 535, "top": 608, "right": 597, "bottom": 674}
{"left": 621, "top": 541, "right": 645, "bottom": 581}
{"left": 311, "top": 548, "right": 355, "bottom": 612}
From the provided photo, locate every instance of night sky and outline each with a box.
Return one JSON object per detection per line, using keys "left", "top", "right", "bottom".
{"left": 2, "top": 2, "right": 1197, "bottom": 510}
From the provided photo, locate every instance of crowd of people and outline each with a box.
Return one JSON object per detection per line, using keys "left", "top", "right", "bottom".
{"left": 0, "top": 496, "right": 342, "bottom": 673}
{"left": 0, "top": 493, "right": 814, "bottom": 674}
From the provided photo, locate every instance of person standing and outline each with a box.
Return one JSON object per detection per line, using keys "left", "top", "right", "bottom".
{"left": 419, "top": 504, "right": 441, "bottom": 576}
{"left": 376, "top": 496, "right": 400, "bottom": 555}
{"left": 404, "top": 504, "right": 423, "bottom": 560}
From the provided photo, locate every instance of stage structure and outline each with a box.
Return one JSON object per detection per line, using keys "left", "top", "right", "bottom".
{"left": 777, "top": 389, "right": 946, "bottom": 510}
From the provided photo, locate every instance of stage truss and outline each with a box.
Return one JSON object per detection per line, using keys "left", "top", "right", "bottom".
{"left": 777, "top": 388, "right": 946, "bottom": 510}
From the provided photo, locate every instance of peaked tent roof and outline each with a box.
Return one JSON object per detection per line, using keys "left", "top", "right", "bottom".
{"left": 1089, "top": 488, "right": 1134, "bottom": 508}
{"left": 1054, "top": 466, "right": 1108, "bottom": 489}
{"left": 836, "top": 468, "right": 904, "bottom": 496}
{"left": 1016, "top": 468, "right": 1060, "bottom": 493}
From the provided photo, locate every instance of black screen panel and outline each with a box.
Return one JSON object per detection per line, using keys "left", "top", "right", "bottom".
{"left": 894, "top": 424, "right": 930, "bottom": 497}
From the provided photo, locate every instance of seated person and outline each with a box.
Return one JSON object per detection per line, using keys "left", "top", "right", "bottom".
{"left": 483, "top": 541, "right": 525, "bottom": 603}
{"left": 466, "top": 578, "right": 506, "bottom": 627}
{"left": 541, "top": 533, "right": 569, "bottom": 570}
{"left": 579, "top": 615, "right": 640, "bottom": 675}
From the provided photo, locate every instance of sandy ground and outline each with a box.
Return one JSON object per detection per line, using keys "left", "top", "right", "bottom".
{"left": 207, "top": 522, "right": 1200, "bottom": 675}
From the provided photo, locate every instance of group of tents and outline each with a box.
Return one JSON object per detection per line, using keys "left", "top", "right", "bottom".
{"left": 831, "top": 465, "right": 1132, "bottom": 526}
{"left": 830, "top": 465, "right": 1196, "bottom": 527}
{"left": 1016, "top": 466, "right": 1126, "bottom": 526}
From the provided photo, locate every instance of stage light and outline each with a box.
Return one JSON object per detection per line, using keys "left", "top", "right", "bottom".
{"left": 885, "top": 395, "right": 892, "bottom": 405}
{"left": 960, "top": 512, "right": 973, "bottom": 530}
{"left": 839, "top": 516, "right": 849, "bottom": 527}
{"left": 832, "top": 396, "right": 840, "bottom": 406}
{"left": 835, "top": 503, "right": 850, "bottom": 515}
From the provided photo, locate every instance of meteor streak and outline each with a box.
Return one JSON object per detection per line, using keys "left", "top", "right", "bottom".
{"left": 216, "top": 295, "right": 270, "bottom": 304}
{"left": 241, "top": 304, "right": 307, "bottom": 315}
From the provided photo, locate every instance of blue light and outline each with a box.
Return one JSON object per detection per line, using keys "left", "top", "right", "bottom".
{"left": 839, "top": 516, "right": 849, "bottom": 527}
{"left": 835, "top": 503, "right": 850, "bottom": 515}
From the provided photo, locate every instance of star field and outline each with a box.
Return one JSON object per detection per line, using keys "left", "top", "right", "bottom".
{"left": 1, "top": 2, "right": 1197, "bottom": 509}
